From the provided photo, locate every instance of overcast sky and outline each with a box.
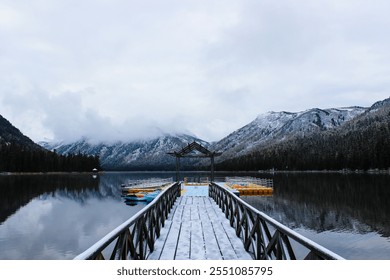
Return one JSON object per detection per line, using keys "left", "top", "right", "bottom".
{"left": 0, "top": 0, "right": 389, "bottom": 143}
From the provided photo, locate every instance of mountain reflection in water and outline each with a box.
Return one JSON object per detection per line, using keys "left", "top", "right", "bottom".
{"left": 0, "top": 172, "right": 389, "bottom": 259}
{"left": 0, "top": 173, "right": 151, "bottom": 259}
{"left": 242, "top": 173, "right": 390, "bottom": 259}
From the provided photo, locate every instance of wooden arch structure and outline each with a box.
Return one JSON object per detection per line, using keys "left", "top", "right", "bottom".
{"left": 167, "top": 141, "right": 222, "bottom": 181}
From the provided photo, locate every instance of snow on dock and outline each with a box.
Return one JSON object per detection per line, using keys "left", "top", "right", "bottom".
{"left": 147, "top": 185, "right": 252, "bottom": 260}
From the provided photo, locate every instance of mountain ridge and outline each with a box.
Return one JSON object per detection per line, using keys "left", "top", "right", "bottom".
{"left": 210, "top": 106, "right": 367, "bottom": 162}
{"left": 217, "top": 97, "right": 390, "bottom": 171}
{"left": 39, "top": 103, "right": 372, "bottom": 170}
{"left": 40, "top": 133, "right": 208, "bottom": 170}
{"left": 0, "top": 114, "right": 100, "bottom": 172}
{"left": 0, "top": 114, "right": 43, "bottom": 150}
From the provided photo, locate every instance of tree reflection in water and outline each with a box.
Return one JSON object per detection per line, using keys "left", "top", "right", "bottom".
{"left": 242, "top": 173, "right": 390, "bottom": 259}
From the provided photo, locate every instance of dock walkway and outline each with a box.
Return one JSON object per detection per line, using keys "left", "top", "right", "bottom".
{"left": 147, "top": 185, "right": 252, "bottom": 260}
{"left": 74, "top": 181, "right": 344, "bottom": 260}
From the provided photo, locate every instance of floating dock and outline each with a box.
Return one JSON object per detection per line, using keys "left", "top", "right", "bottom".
{"left": 228, "top": 183, "right": 273, "bottom": 196}
{"left": 224, "top": 177, "right": 274, "bottom": 196}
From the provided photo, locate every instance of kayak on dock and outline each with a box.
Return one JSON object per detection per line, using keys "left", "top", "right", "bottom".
{"left": 121, "top": 178, "right": 173, "bottom": 196}
{"left": 123, "top": 189, "right": 162, "bottom": 203}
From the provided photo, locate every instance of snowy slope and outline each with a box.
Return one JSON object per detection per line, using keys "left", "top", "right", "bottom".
{"left": 40, "top": 106, "right": 367, "bottom": 170}
{"left": 211, "top": 107, "right": 366, "bottom": 161}
{"left": 40, "top": 134, "right": 208, "bottom": 170}
{"left": 0, "top": 114, "right": 43, "bottom": 150}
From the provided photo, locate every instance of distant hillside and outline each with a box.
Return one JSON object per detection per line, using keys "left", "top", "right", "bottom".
{"left": 0, "top": 114, "right": 100, "bottom": 172}
{"left": 40, "top": 134, "right": 208, "bottom": 171}
{"left": 0, "top": 114, "right": 42, "bottom": 149}
{"left": 211, "top": 107, "right": 366, "bottom": 163}
{"left": 217, "top": 97, "right": 390, "bottom": 171}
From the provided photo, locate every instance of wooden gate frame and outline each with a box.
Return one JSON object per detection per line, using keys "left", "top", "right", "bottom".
{"left": 167, "top": 141, "right": 222, "bottom": 181}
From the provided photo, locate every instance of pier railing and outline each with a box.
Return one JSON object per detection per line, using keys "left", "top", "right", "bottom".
{"left": 74, "top": 182, "right": 181, "bottom": 260}
{"left": 209, "top": 182, "right": 344, "bottom": 260}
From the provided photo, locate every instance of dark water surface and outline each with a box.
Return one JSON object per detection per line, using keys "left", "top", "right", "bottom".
{"left": 0, "top": 172, "right": 389, "bottom": 259}
{"left": 242, "top": 173, "right": 390, "bottom": 260}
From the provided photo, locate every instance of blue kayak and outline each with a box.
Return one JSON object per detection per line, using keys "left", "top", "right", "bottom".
{"left": 124, "top": 189, "right": 161, "bottom": 203}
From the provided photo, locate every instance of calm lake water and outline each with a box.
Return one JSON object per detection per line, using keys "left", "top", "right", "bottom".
{"left": 0, "top": 171, "right": 389, "bottom": 260}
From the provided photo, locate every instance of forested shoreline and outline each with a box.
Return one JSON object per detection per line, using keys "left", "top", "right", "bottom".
{"left": 217, "top": 105, "right": 390, "bottom": 172}
{"left": 0, "top": 142, "right": 100, "bottom": 172}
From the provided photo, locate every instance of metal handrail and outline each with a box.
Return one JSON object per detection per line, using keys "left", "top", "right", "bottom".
{"left": 209, "top": 182, "right": 344, "bottom": 260}
{"left": 74, "top": 182, "right": 181, "bottom": 260}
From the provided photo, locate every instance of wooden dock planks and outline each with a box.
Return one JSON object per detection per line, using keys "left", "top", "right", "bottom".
{"left": 147, "top": 188, "right": 252, "bottom": 260}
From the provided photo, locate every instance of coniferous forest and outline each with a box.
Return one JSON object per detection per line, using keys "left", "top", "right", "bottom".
{"left": 216, "top": 103, "right": 390, "bottom": 171}
{"left": 0, "top": 142, "right": 100, "bottom": 172}
{"left": 0, "top": 114, "right": 100, "bottom": 172}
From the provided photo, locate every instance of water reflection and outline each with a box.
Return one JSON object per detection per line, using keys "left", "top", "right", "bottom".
{"left": 0, "top": 174, "right": 101, "bottom": 225}
{"left": 1, "top": 172, "right": 389, "bottom": 259}
{"left": 0, "top": 173, "right": 150, "bottom": 259}
{"left": 242, "top": 173, "right": 390, "bottom": 259}
{"left": 125, "top": 201, "right": 149, "bottom": 206}
{"left": 278, "top": 173, "right": 390, "bottom": 237}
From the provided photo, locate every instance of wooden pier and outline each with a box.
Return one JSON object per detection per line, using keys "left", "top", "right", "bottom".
{"left": 74, "top": 181, "right": 344, "bottom": 260}
{"left": 148, "top": 185, "right": 252, "bottom": 260}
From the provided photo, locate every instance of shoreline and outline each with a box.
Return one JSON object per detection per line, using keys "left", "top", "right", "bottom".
{"left": 1, "top": 169, "right": 390, "bottom": 176}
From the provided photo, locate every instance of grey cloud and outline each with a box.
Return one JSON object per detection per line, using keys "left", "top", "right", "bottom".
{"left": 1, "top": 0, "right": 390, "bottom": 143}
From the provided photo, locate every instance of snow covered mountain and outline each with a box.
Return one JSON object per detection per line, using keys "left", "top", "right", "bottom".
{"left": 211, "top": 107, "right": 367, "bottom": 161}
{"left": 39, "top": 106, "right": 368, "bottom": 170}
{"left": 217, "top": 97, "right": 390, "bottom": 171}
{"left": 40, "top": 134, "right": 208, "bottom": 170}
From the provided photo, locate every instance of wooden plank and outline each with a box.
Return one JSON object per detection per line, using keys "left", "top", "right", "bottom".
{"left": 182, "top": 204, "right": 192, "bottom": 221}
{"left": 204, "top": 200, "right": 220, "bottom": 222}
{"left": 147, "top": 220, "right": 172, "bottom": 260}
{"left": 148, "top": 187, "right": 253, "bottom": 260}
{"left": 175, "top": 221, "right": 191, "bottom": 260}
{"left": 199, "top": 197, "right": 207, "bottom": 205}
{"left": 204, "top": 197, "right": 213, "bottom": 206}
{"left": 156, "top": 220, "right": 181, "bottom": 260}
{"left": 190, "top": 220, "right": 206, "bottom": 260}
{"left": 207, "top": 217, "right": 237, "bottom": 259}
{"left": 172, "top": 204, "right": 184, "bottom": 223}
{"left": 166, "top": 197, "right": 183, "bottom": 221}
{"left": 208, "top": 198, "right": 252, "bottom": 260}
{"left": 203, "top": 198, "right": 251, "bottom": 260}
{"left": 220, "top": 220, "right": 252, "bottom": 260}
{"left": 178, "top": 197, "right": 186, "bottom": 205}
{"left": 201, "top": 220, "right": 223, "bottom": 260}
{"left": 185, "top": 196, "right": 193, "bottom": 205}
{"left": 148, "top": 198, "right": 183, "bottom": 260}
{"left": 190, "top": 204, "right": 200, "bottom": 221}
